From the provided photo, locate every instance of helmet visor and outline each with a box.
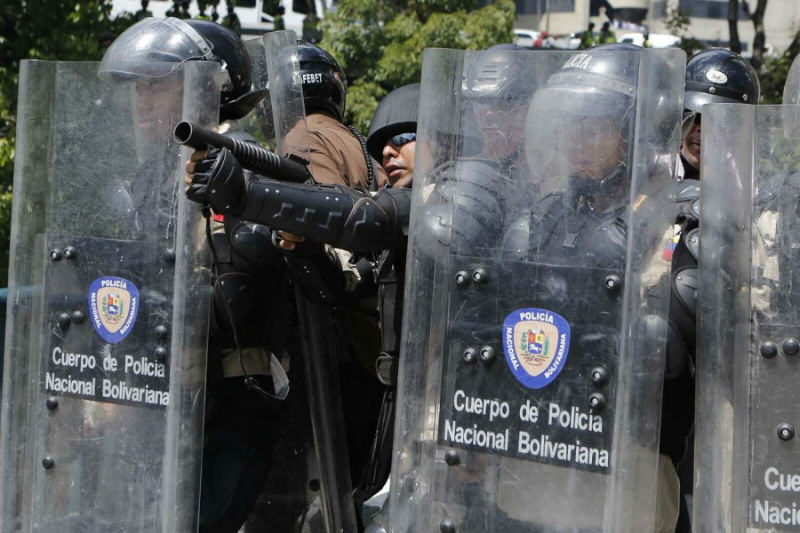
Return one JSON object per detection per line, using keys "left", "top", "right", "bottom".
{"left": 99, "top": 17, "right": 216, "bottom": 79}
{"left": 526, "top": 87, "right": 634, "bottom": 192}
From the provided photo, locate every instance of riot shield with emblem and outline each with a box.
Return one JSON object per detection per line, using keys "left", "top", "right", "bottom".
{"left": 389, "top": 47, "right": 685, "bottom": 532}
{"left": 694, "top": 103, "right": 800, "bottom": 531}
{"left": 0, "top": 59, "right": 222, "bottom": 531}
{"left": 236, "top": 31, "right": 358, "bottom": 533}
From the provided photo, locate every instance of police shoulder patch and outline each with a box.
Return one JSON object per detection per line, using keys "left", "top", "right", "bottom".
{"left": 88, "top": 276, "right": 139, "bottom": 344}
{"left": 503, "top": 308, "right": 570, "bottom": 389}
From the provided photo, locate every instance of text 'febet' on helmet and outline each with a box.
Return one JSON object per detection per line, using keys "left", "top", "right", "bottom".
{"left": 684, "top": 48, "right": 759, "bottom": 113}
{"left": 296, "top": 41, "right": 347, "bottom": 121}
{"left": 99, "top": 17, "right": 266, "bottom": 121}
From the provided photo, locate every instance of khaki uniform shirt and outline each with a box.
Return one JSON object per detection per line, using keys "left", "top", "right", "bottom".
{"left": 283, "top": 112, "right": 385, "bottom": 376}
{"left": 283, "top": 112, "right": 386, "bottom": 190}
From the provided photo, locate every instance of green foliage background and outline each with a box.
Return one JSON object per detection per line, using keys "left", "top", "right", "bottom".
{"left": 2, "top": 0, "right": 798, "bottom": 286}
{"left": 0, "top": 0, "right": 130, "bottom": 284}
{"left": 0, "top": 0, "right": 514, "bottom": 285}
{"left": 0, "top": 1, "right": 250, "bottom": 284}
{"left": 320, "top": 0, "right": 516, "bottom": 132}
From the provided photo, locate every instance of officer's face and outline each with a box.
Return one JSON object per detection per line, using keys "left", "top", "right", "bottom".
{"left": 682, "top": 117, "right": 702, "bottom": 168}
{"left": 563, "top": 117, "right": 625, "bottom": 179}
{"left": 382, "top": 133, "right": 416, "bottom": 188}
{"left": 473, "top": 100, "right": 528, "bottom": 159}
{"left": 133, "top": 76, "right": 183, "bottom": 142}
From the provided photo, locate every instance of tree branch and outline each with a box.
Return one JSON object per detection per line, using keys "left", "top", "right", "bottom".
{"left": 749, "top": 0, "right": 768, "bottom": 71}
{"left": 728, "top": 0, "right": 741, "bottom": 53}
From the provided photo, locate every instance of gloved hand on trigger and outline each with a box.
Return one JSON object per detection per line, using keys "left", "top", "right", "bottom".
{"left": 185, "top": 147, "right": 245, "bottom": 215}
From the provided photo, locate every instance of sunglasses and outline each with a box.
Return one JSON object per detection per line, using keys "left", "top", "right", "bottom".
{"left": 389, "top": 132, "right": 416, "bottom": 147}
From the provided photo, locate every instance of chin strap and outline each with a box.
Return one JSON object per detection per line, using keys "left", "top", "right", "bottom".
{"left": 348, "top": 124, "right": 378, "bottom": 192}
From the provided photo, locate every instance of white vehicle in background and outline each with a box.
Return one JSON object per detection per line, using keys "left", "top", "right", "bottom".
{"left": 618, "top": 32, "right": 681, "bottom": 48}
{"left": 111, "top": 0, "right": 327, "bottom": 36}
{"left": 552, "top": 32, "right": 582, "bottom": 50}
{"left": 514, "top": 29, "right": 541, "bottom": 49}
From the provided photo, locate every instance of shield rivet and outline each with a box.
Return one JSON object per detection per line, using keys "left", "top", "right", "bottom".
{"left": 479, "top": 346, "right": 495, "bottom": 363}
{"left": 444, "top": 449, "right": 460, "bottom": 466}
{"left": 590, "top": 366, "right": 608, "bottom": 386}
{"left": 589, "top": 393, "right": 606, "bottom": 411}
{"left": 462, "top": 347, "right": 477, "bottom": 364}
{"left": 164, "top": 248, "right": 176, "bottom": 263}
{"left": 154, "top": 325, "right": 169, "bottom": 340}
{"left": 778, "top": 424, "right": 795, "bottom": 441}
{"left": 471, "top": 268, "right": 488, "bottom": 284}
{"left": 783, "top": 338, "right": 800, "bottom": 356}
{"left": 50, "top": 249, "right": 62, "bottom": 261}
{"left": 440, "top": 520, "right": 456, "bottom": 533}
{"left": 56, "top": 313, "right": 71, "bottom": 329}
{"left": 63, "top": 246, "right": 77, "bottom": 260}
{"left": 455, "top": 270, "right": 470, "bottom": 287}
{"left": 70, "top": 310, "right": 85, "bottom": 324}
{"left": 309, "top": 478, "right": 320, "bottom": 491}
{"left": 46, "top": 397, "right": 59, "bottom": 410}
{"left": 604, "top": 275, "right": 622, "bottom": 291}
{"left": 42, "top": 457, "right": 55, "bottom": 469}
{"left": 760, "top": 342, "right": 778, "bottom": 359}
{"left": 153, "top": 346, "right": 168, "bottom": 362}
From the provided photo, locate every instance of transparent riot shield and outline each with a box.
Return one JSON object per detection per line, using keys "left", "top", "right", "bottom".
{"left": 389, "top": 48, "right": 685, "bottom": 532}
{"left": 0, "top": 59, "right": 221, "bottom": 532}
{"left": 238, "top": 32, "right": 357, "bottom": 533}
{"left": 694, "top": 104, "right": 800, "bottom": 531}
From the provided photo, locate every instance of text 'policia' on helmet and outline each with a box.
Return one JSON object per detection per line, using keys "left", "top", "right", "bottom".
{"left": 684, "top": 48, "right": 760, "bottom": 114}
{"left": 99, "top": 17, "right": 266, "bottom": 121}
{"left": 296, "top": 41, "right": 347, "bottom": 122}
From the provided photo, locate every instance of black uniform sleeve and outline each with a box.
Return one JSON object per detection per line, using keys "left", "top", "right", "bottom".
{"left": 236, "top": 178, "right": 411, "bottom": 253}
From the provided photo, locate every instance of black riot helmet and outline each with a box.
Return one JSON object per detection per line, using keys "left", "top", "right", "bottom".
{"left": 296, "top": 41, "right": 347, "bottom": 121}
{"left": 464, "top": 43, "right": 535, "bottom": 103}
{"left": 546, "top": 43, "right": 641, "bottom": 116}
{"left": 525, "top": 44, "right": 644, "bottom": 205}
{"left": 462, "top": 44, "right": 538, "bottom": 160}
{"left": 684, "top": 48, "right": 760, "bottom": 113}
{"left": 366, "top": 83, "right": 420, "bottom": 162}
{"left": 99, "top": 17, "right": 266, "bottom": 121}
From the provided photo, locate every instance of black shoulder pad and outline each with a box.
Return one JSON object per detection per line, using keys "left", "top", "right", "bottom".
{"left": 675, "top": 181, "right": 700, "bottom": 222}
{"left": 672, "top": 266, "right": 698, "bottom": 319}
{"left": 684, "top": 227, "right": 699, "bottom": 262}
{"left": 676, "top": 181, "right": 700, "bottom": 203}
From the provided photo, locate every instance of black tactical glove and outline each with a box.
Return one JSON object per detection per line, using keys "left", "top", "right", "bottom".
{"left": 186, "top": 147, "right": 245, "bottom": 215}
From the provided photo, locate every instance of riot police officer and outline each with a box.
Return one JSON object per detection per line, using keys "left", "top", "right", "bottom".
{"left": 102, "top": 18, "right": 312, "bottom": 533}
{"left": 691, "top": 50, "right": 797, "bottom": 533}
{"left": 679, "top": 48, "right": 760, "bottom": 181}
{"left": 664, "top": 48, "right": 759, "bottom": 532}
{"left": 384, "top": 43, "right": 685, "bottom": 533}
{"left": 367, "top": 83, "right": 420, "bottom": 188}
{"left": 186, "top": 40, "right": 405, "bottom": 527}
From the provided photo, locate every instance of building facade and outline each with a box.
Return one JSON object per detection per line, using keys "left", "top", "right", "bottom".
{"left": 515, "top": 0, "right": 800, "bottom": 54}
